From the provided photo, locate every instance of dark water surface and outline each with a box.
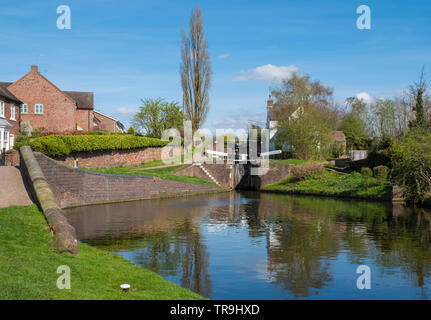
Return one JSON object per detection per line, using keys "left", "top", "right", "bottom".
{"left": 64, "top": 192, "right": 431, "bottom": 299}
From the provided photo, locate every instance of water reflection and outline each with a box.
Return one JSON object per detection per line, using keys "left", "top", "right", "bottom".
{"left": 64, "top": 192, "right": 431, "bottom": 299}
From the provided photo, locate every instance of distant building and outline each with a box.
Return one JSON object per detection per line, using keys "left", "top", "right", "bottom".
{"left": 93, "top": 110, "right": 125, "bottom": 133}
{"left": 0, "top": 65, "right": 124, "bottom": 134}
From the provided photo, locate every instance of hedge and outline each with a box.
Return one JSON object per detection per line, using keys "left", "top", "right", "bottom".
{"left": 15, "top": 134, "right": 168, "bottom": 157}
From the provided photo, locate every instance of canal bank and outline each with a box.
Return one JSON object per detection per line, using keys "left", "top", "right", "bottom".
{"left": 0, "top": 205, "right": 205, "bottom": 300}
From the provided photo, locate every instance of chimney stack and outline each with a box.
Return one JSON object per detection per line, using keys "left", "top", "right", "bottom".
{"left": 267, "top": 94, "right": 273, "bottom": 108}
{"left": 31, "top": 65, "right": 38, "bottom": 72}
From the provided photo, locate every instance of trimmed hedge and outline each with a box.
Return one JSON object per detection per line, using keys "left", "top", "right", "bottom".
{"left": 15, "top": 134, "right": 168, "bottom": 157}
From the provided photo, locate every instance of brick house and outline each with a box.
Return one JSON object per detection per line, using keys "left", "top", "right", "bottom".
{"left": 0, "top": 83, "right": 21, "bottom": 151}
{"left": 1, "top": 65, "right": 94, "bottom": 132}
{"left": 93, "top": 110, "right": 125, "bottom": 133}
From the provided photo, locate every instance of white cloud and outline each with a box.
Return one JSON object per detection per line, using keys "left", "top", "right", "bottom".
{"left": 233, "top": 64, "right": 299, "bottom": 82}
{"left": 218, "top": 53, "right": 230, "bottom": 59}
{"left": 114, "top": 106, "right": 138, "bottom": 116}
{"left": 355, "top": 92, "right": 371, "bottom": 104}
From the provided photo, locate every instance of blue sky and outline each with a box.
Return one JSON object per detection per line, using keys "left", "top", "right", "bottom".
{"left": 0, "top": 0, "right": 430, "bottom": 131}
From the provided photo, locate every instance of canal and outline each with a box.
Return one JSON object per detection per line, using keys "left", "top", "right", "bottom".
{"left": 64, "top": 191, "right": 431, "bottom": 299}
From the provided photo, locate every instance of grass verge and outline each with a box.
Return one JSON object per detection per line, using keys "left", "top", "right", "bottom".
{"left": 0, "top": 205, "right": 205, "bottom": 300}
{"left": 263, "top": 170, "right": 392, "bottom": 199}
{"left": 86, "top": 165, "right": 217, "bottom": 186}
{"left": 269, "top": 159, "right": 313, "bottom": 165}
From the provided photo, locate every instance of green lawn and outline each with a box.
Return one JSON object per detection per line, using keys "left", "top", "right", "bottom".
{"left": 86, "top": 164, "right": 217, "bottom": 186}
{"left": 269, "top": 159, "right": 313, "bottom": 165}
{"left": 264, "top": 170, "right": 392, "bottom": 199}
{"left": 0, "top": 205, "right": 205, "bottom": 300}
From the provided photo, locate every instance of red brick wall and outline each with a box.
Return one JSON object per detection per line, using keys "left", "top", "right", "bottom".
{"left": 34, "top": 152, "right": 220, "bottom": 208}
{"left": 7, "top": 67, "right": 77, "bottom": 131}
{"left": 75, "top": 109, "right": 94, "bottom": 131}
{"left": 53, "top": 147, "right": 163, "bottom": 168}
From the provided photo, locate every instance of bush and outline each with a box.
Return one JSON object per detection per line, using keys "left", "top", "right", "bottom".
{"left": 373, "top": 165, "right": 389, "bottom": 181}
{"left": 127, "top": 127, "right": 136, "bottom": 135}
{"left": 360, "top": 167, "right": 373, "bottom": 178}
{"left": 290, "top": 162, "right": 324, "bottom": 180}
{"left": 392, "top": 131, "right": 431, "bottom": 204}
{"left": 40, "top": 130, "right": 88, "bottom": 136}
{"left": 14, "top": 134, "right": 168, "bottom": 157}
{"left": 361, "top": 167, "right": 373, "bottom": 189}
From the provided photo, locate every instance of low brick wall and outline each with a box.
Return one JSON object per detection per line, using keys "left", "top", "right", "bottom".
{"left": 174, "top": 163, "right": 292, "bottom": 189}
{"left": 34, "top": 152, "right": 220, "bottom": 208}
{"left": 53, "top": 147, "right": 163, "bottom": 168}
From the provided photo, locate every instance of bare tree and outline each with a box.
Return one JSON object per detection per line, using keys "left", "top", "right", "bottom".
{"left": 181, "top": 6, "right": 212, "bottom": 132}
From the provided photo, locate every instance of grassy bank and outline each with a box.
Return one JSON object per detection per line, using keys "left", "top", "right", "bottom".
{"left": 269, "top": 159, "right": 312, "bottom": 165}
{"left": 264, "top": 170, "right": 392, "bottom": 200}
{"left": 0, "top": 205, "right": 204, "bottom": 300}
{"left": 86, "top": 164, "right": 217, "bottom": 186}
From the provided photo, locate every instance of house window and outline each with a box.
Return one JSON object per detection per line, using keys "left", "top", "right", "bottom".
{"left": 0, "top": 101, "right": 4, "bottom": 118}
{"left": 21, "top": 103, "right": 28, "bottom": 114}
{"left": 35, "top": 104, "right": 43, "bottom": 114}
{"left": 10, "top": 104, "right": 15, "bottom": 120}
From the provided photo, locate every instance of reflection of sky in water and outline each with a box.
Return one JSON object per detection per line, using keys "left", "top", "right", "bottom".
{"left": 67, "top": 192, "right": 431, "bottom": 300}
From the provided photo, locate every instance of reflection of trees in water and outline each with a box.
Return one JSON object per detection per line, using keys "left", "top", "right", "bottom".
{"left": 257, "top": 193, "right": 431, "bottom": 298}
{"left": 123, "top": 216, "right": 212, "bottom": 298}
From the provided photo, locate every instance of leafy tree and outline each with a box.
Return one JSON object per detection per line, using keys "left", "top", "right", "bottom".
{"left": 132, "top": 98, "right": 183, "bottom": 138}
{"left": 271, "top": 73, "right": 337, "bottom": 160}
{"left": 341, "top": 112, "right": 369, "bottom": 150}
{"left": 409, "top": 68, "right": 429, "bottom": 132}
{"left": 392, "top": 132, "right": 431, "bottom": 204}
{"left": 127, "top": 127, "right": 135, "bottom": 135}
{"left": 181, "top": 6, "right": 212, "bottom": 132}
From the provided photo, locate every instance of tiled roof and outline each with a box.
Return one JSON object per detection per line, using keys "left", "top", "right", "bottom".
{"left": 0, "top": 82, "right": 22, "bottom": 103}
{"left": 64, "top": 91, "right": 94, "bottom": 110}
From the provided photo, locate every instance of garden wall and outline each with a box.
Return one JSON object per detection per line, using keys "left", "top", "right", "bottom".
{"left": 34, "top": 152, "right": 220, "bottom": 208}
{"left": 53, "top": 147, "right": 163, "bottom": 168}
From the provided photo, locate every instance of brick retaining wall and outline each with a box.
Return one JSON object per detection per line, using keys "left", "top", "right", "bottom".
{"left": 174, "top": 163, "right": 292, "bottom": 189}
{"left": 34, "top": 152, "right": 220, "bottom": 208}
{"left": 53, "top": 147, "right": 163, "bottom": 168}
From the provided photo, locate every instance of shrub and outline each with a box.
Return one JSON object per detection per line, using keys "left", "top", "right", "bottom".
{"left": 361, "top": 167, "right": 373, "bottom": 189}
{"left": 392, "top": 131, "right": 431, "bottom": 204}
{"left": 127, "top": 127, "right": 136, "bottom": 135}
{"left": 40, "top": 130, "right": 88, "bottom": 136}
{"left": 14, "top": 134, "right": 168, "bottom": 157}
{"left": 290, "top": 162, "right": 324, "bottom": 180}
{"left": 360, "top": 167, "right": 373, "bottom": 178}
{"left": 373, "top": 165, "right": 389, "bottom": 181}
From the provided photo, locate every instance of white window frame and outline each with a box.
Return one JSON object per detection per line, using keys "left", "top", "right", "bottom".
{"left": 21, "top": 103, "right": 28, "bottom": 114}
{"left": 35, "top": 104, "right": 43, "bottom": 114}
{"left": 0, "top": 101, "right": 4, "bottom": 118}
{"left": 10, "top": 104, "right": 15, "bottom": 121}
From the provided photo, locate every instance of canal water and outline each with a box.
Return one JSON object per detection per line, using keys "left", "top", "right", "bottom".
{"left": 64, "top": 192, "right": 431, "bottom": 299}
